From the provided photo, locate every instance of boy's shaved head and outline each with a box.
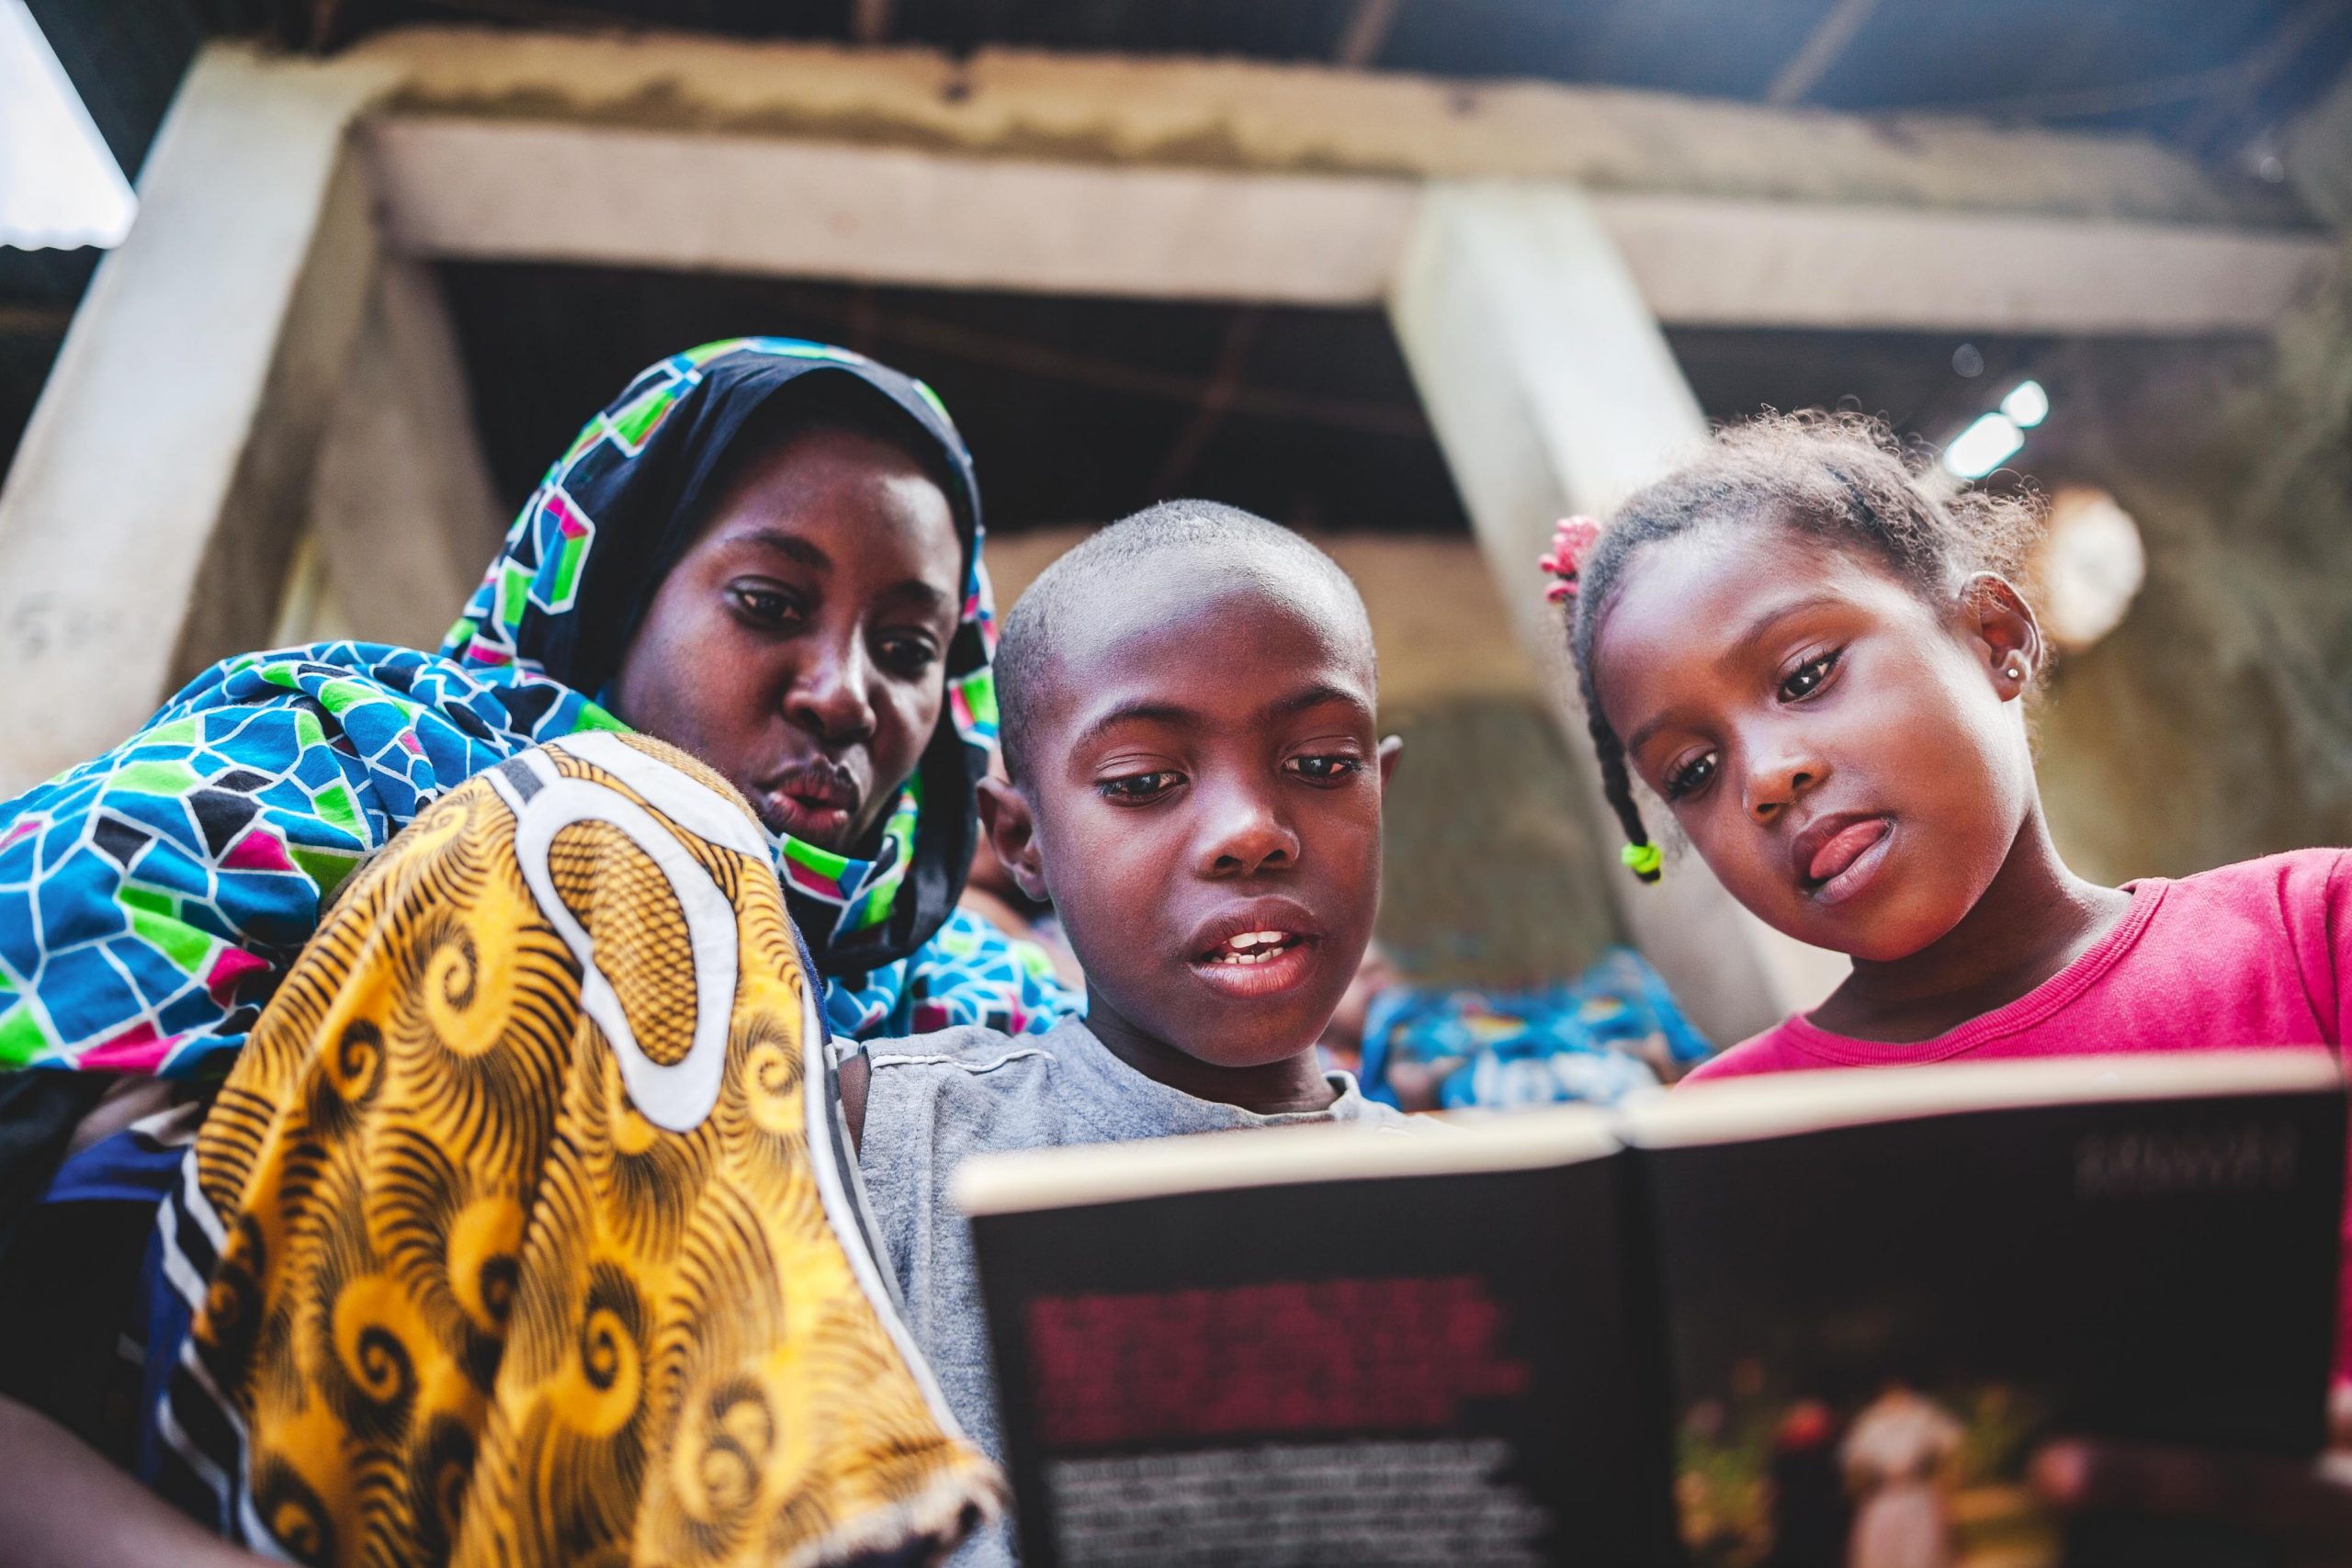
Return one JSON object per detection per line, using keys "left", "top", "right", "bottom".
{"left": 998, "top": 501, "right": 1374, "bottom": 781}
{"left": 978, "top": 499, "right": 1396, "bottom": 1087}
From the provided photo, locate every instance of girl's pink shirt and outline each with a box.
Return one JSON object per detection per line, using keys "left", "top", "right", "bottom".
{"left": 1685, "top": 846, "right": 2352, "bottom": 1372}
{"left": 1689, "top": 848, "right": 2351, "bottom": 1079}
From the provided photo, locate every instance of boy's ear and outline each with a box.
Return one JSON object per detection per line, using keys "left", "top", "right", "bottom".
{"left": 977, "top": 775, "right": 1050, "bottom": 903}
{"left": 1377, "top": 734, "right": 1404, "bottom": 788}
{"left": 1957, "top": 572, "right": 2044, "bottom": 697}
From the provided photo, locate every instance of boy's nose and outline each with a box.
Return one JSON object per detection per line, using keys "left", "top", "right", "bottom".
{"left": 1197, "top": 787, "right": 1300, "bottom": 878}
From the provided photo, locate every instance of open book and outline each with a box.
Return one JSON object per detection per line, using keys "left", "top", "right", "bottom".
{"left": 955, "top": 1051, "right": 2346, "bottom": 1567}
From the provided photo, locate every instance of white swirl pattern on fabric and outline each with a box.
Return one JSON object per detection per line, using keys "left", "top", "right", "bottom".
{"left": 488, "top": 736, "right": 767, "bottom": 1133}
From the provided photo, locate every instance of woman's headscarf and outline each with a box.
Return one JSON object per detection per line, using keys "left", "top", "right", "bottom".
{"left": 0, "top": 340, "right": 1034, "bottom": 1079}
{"left": 442, "top": 337, "right": 1000, "bottom": 981}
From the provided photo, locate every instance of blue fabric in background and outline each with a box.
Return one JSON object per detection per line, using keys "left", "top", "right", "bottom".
{"left": 1359, "top": 946, "right": 1712, "bottom": 1111}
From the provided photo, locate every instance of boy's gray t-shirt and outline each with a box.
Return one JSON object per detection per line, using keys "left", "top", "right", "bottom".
{"left": 858, "top": 1016, "right": 1413, "bottom": 1564}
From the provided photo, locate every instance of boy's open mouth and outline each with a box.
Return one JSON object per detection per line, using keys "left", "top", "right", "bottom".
{"left": 1185, "top": 905, "right": 1326, "bottom": 998}
{"left": 1204, "top": 930, "right": 1304, "bottom": 966}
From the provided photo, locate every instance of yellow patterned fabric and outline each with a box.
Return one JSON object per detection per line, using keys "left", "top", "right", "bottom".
{"left": 151, "top": 732, "right": 1000, "bottom": 1567}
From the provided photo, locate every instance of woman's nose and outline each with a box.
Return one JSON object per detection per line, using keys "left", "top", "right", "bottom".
{"left": 786, "top": 642, "right": 877, "bottom": 744}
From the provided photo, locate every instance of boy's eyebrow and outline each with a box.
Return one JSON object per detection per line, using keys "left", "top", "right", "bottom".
{"left": 1071, "top": 699, "right": 1202, "bottom": 750}
{"left": 1264, "top": 682, "right": 1372, "bottom": 722}
{"left": 1070, "top": 682, "right": 1371, "bottom": 751}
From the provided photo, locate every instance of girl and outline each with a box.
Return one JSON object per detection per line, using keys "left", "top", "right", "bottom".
{"left": 1545, "top": 410, "right": 2352, "bottom": 1553}
{"left": 1544, "top": 411, "right": 2347, "bottom": 1077}
{"left": 0, "top": 339, "right": 1073, "bottom": 1564}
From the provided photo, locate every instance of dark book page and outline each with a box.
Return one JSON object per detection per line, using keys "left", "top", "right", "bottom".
{"left": 971, "top": 1156, "right": 1664, "bottom": 1566}
{"left": 1642, "top": 1087, "right": 2345, "bottom": 1568}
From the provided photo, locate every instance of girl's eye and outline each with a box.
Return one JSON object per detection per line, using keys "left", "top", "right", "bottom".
{"left": 1098, "top": 771, "right": 1183, "bottom": 804}
{"left": 1283, "top": 754, "right": 1363, "bottom": 784}
{"left": 1663, "top": 750, "right": 1717, "bottom": 801}
{"left": 1780, "top": 649, "right": 1843, "bottom": 702}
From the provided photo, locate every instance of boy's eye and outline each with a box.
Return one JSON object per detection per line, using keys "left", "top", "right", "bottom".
{"left": 1283, "top": 754, "right": 1363, "bottom": 784}
{"left": 1779, "top": 649, "right": 1843, "bottom": 702}
{"left": 1098, "top": 770, "right": 1183, "bottom": 804}
{"left": 1663, "top": 750, "right": 1717, "bottom": 801}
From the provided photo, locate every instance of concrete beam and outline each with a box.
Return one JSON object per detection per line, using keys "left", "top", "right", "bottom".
{"left": 349, "top": 26, "right": 2301, "bottom": 228}
{"left": 0, "top": 44, "right": 401, "bottom": 796}
{"left": 1596, "top": 193, "right": 2335, "bottom": 334}
{"left": 1389, "top": 183, "right": 1850, "bottom": 1044}
{"left": 368, "top": 119, "right": 1419, "bottom": 306}
{"left": 368, "top": 118, "right": 2336, "bottom": 333}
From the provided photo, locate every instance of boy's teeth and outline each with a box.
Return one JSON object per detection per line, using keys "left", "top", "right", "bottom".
{"left": 1212, "top": 931, "right": 1294, "bottom": 964}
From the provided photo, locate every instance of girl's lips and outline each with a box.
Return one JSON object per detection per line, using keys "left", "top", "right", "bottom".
{"left": 1810, "top": 820, "right": 1894, "bottom": 908}
{"left": 1805, "top": 817, "right": 1890, "bottom": 885}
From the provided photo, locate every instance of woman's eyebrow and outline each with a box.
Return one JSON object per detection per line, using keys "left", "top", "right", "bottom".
{"left": 882, "top": 578, "right": 951, "bottom": 612}
{"left": 739, "top": 530, "right": 830, "bottom": 572}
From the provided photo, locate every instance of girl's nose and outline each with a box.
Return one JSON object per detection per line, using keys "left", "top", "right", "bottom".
{"left": 1745, "top": 754, "right": 1826, "bottom": 824}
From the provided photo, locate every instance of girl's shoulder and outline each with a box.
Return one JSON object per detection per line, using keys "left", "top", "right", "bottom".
{"left": 2156, "top": 846, "right": 2352, "bottom": 901}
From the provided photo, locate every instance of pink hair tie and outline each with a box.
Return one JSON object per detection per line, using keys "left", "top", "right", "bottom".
{"left": 1537, "top": 515, "right": 1602, "bottom": 604}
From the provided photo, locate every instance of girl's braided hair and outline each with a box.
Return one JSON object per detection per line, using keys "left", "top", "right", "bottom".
{"left": 1549, "top": 411, "right": 2044, "bottom": 883}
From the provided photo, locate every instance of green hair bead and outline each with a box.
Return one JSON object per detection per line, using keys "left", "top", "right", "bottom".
{"left": 1621, "top": 840, "right": 1663, "bottom": 880}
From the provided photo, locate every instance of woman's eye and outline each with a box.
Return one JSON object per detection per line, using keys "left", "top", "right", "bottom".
{"left": 877, "top": 636, "right": 940, "bottom": 678}
{"left": 1284, "top": 754, "right": 1363, "bottom": 784}
{"left": 1098, "top": 771, "right": 1183, "bottom": 804}
{"left": 731, "top": 585, "right": 803, "bottom": 626}
{"left": 1663, "top": 751, "right": 1717, "bottom": 801}
{"left": 1780, "top": 649, "right": 1843, "bottom": 702}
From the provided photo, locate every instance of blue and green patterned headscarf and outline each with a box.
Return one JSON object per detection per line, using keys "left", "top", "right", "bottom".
{"left": 0, "top": 339, "right": 1052, "bottom": 1077}
{"left": 442, "top": 337, "right": 1001, "bottom": 977}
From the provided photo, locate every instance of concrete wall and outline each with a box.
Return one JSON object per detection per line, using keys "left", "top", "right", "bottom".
{"left": 2033, "top": 78, "right": 2352, "bottom": 881}
{"left": 2032, "top": 279, "right": 2352, "bottom": 881}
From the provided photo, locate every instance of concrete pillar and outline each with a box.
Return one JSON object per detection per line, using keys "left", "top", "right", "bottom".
{"left": 303, "top": 254, "right": 505, "bottom": 648}
{"left": 0, "top": 43, "right": 401, "bottom": 796}
{"left": 1388, "top": 182, "right": 1849, "bottom": 1044}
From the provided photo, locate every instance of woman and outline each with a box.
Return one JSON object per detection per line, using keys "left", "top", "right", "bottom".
{"left": 0, "top": 339, "right": 1070, "bottom": 1563}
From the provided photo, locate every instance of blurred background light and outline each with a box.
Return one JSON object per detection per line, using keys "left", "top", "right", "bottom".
{"left": 2000, "top": 378, "right": 2051, "bottom": 428}
{"left": 2034, "top": 485, "right": 2148, "bottom": 653}
{"left": 1942, "top": 411, "right": 2026, "bottom": 479}
{"left": 0, "top": 0, "right": 136, "bottom": 251}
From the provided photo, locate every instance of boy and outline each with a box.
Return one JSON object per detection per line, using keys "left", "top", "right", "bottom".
{"left": 840, "top": 502, "right": 1415, "bottom": 1563}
